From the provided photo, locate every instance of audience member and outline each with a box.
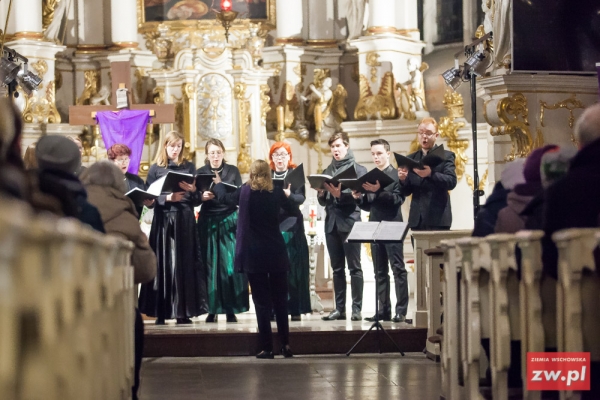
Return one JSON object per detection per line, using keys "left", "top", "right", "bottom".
{"left": 472, "top": 158, "right": 525, "bottom": 237}
{"left": 35, "top": 135, "right": 105, "bottom": 233}
{"left": 66, "top": 135, "right": 86, "bottom": 176}
{"left": 495, "top": 145, "right": 557, "bottom": 234}
{"left": 80, "top": 161, "right": 157, "bottom": 400}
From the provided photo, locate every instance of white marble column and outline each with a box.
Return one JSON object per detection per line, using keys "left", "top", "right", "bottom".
{"left": 307, "top": 0, "right": 336, "bottom": 47}
{"left": 0, "top": 1, "right": 16, "bottom": 35}
{"left": 110, "top": 0, "right": 139, "bottom": 49}
{"left": 367, "top": 0, "right": 396, "bottom": 34}
{"left": 13, "top": 0, "right": 43, "bottom": 39}
{"left": 275, "top": 0, "right": 304, "bottom": 45}
{"left": 76, "top": 0, "right": 107, "bottom": 51}
{"left": 422, "top": 0, "right": 438, "bottom": 54}
{"left": 396, "top": 0, "right": 420, "bottom": 40}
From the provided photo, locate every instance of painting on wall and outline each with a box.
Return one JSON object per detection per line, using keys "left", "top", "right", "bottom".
{"left": 143, "top": 0, "right": 268, "bottom": 23}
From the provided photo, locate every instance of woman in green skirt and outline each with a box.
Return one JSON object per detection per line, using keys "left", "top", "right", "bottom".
{"left": 197, "top": 139, "right": 248, "bottom": 322}
{"left": 269, "top": 142, "right": 311, "bottom": 320}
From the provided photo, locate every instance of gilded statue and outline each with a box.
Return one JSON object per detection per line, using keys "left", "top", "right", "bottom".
{"left": 43, "top": 0, "right": 68, "bottom": 42}
{"left": 298, "top": 69, "right": 347, "bottom": 139}
{"left": 354, "top": 72, "right": 396, "bottom": 121}
{"left": 396, "top": 58, "right": 428, "bottom": 120}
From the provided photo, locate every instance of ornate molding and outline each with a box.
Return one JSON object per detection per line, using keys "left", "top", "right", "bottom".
{"left": 42, "top": 0, "right": 59, "bottom": 31}
{"left": 22, "top": 81, "right": 61, "bottom": 124}
{"left": 152, "top": 86, "right": 165, "bottom": 104}
{"left": 539, "top": 94, "right": 586, "bottom": 146}
{"left": 260, "top": 83, "right": 271, "bottom": 125}
{"left": 487, "top": 93, "right": 533, "bottom": 161}
{"left": 438, "top": 90, "right": 468, "bottom": 180}
{"left": 234, "top": 83, "right": 251, "bottom": 175}
{"left": 30, "top": 60, "right": 48, "bottom": 90}
{"left": 354, "top": 72, "right": 397, "bottom": 121}
{"left": 366, "top": 52, "right": 381, "bottom": 84}
{"left": 466, "top": 169, "right": 488, "bottom": 192}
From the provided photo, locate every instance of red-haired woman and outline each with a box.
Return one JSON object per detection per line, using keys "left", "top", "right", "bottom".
{"left": 269, "top": 142, "right": 310, "bottom": 320}
{"left": 107, "top": 143, "right": 153, "bottom": 215}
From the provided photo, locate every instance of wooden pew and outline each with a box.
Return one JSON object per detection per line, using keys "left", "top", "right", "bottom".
{"left": 516, "top": 230, "right": 545, "bottom": 400}
{"left": 553, "top": 228, "right": 600, "bottom": 400}
{"left": 439, "top": 239, "right": 462, "bottom": 400}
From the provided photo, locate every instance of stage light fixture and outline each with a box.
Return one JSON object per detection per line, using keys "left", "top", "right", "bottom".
{"left": 17, "top": 68, "right": 42, "bottom": 95}
{"left": 0, "top": 57, "right": 20, "bottom": 85}
{"left": 464, "top": 50, "right": 488, "bottom": 77}
{"left": 442, "top": 59, "right": 463, "bottom": 90}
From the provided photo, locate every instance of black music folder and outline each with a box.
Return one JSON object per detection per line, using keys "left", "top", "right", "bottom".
{"left": 339, "top": 167, "right": 395, "bottom": 193}
{"left": 307, "top": 165, "right": 357, "bottom": 190}
{"left": 147, "top": 171, "right": 196, "bottom": 195}
{"left": 273, "top": 163, "right": 305, "bottom": 192}
{"left": 394, "top": 144, "right": 446, "bottom": 170}
{"left": 347, "top": 221, "right": 409, "bottom": 243}
{"left": 125, "top": 188, "right": 158, "bottom": 205}
{"left": 196, "top": 173, "right": 215, "bottom": 193}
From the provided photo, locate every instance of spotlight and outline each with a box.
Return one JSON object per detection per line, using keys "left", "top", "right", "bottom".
{"left": 0, "top": 58, "right": 20, "bottom": 85}
{"left": 442, "top": 59, "right": 463, "bottom": 90}
{"left": 17, "top": 69, "right": 42, "bottom": 95}
{"left": 464, "top": 50, "right": 488, "bottom": 77}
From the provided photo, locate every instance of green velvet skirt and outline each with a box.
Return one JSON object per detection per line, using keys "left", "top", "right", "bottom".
{"left": 282, "top": 230, "right": 311, "bottom": 315}
{"left": 198, "top": 212, "right": 249, "bottom": 314}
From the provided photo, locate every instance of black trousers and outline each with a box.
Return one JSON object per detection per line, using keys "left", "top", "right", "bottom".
{"left": 371, "top": 241, "right": 408, "bottom": 317}
{"left": 247, "top": 271, "right": 289, "bottom": 352}
{"left": 325, "top": 226, "right": 363, "bottom": 313}
{"left": 132, "top": 308, "right": 144, "bottom": 400}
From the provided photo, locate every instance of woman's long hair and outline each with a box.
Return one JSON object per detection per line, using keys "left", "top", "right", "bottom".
{"left": 268, "top": 141, "right": 297, "bottom": 171}
{"left": 249, "top": 160, "right": 273, "bottom": 191}
{"left": 154, "top": 131, "right": 186, "bottom": 167}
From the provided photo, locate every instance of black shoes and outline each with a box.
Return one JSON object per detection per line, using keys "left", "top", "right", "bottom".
{"left": 256, "top": 351, "right": 274, "bottom": 359}
{"left": 391, "top": 314, "right": 406, "bottom": 323}
{"left": 205, "top": 314, "right": 218, "bottom": 323}
{"left": 321, "top": 310, "right": 346, "bottom": 321}
{"left": 155, "top": 318, "right": 165, "bottom": 325}
{"left": 281, "top": 345, "right": 294, "bottom": 358}
{"left": 350, "top": 311, "right": 362, "bottom": 321}
{"left": 364, "top": 314, "right": 391, "bottom": 322}
{"left": 291, "top": 315, "right": 301, "bottom": 322}
{"left": 176, "top": 318, "right": 193, "bottom": 324}
{"left": 226, "top": 314, "right": 237, "bottom": 323}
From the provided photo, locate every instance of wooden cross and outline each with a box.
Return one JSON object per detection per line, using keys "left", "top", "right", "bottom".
{"left": 68, "top": 61, "right": 175, "bottom": 125}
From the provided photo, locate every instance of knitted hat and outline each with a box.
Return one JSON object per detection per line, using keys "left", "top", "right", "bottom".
{"left": 500, "top": 158, "right": 526, "bottom": 190}
{"left": 540, "top": 146, "right": 577, "bottom": 188}
{"left": 35, "top": 135, "right": 82, "bottom": 175}
{"left": 523, "top": 145, "right": 558, "bottom": 183}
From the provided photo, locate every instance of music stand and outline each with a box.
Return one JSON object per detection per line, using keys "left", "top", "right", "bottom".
{"left": 345, "top": 221, "right": 408, "bottom": 356}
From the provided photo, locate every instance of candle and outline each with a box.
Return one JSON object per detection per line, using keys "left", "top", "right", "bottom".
{"left": 221, "top": 0, "right": 232, "bottom": 11}
{"left": 277, "top": 105, "right": 285, "bottom": 132}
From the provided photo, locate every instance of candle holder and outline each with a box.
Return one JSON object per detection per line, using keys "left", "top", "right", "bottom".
{"left": 307, "top": 230, "right": 323, "bottom": 313}
{"left": 215, "top": 0, "right": 239, "bottom": 44}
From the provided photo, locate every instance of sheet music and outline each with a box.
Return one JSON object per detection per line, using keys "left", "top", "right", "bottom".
{"left": 374, "top": 221, "right": 409, "bottom": 242}
{"left": 346, "top": 222, "right": 380, "bottom": 242}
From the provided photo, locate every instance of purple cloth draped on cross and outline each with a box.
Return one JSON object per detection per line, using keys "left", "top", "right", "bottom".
{"left": 96, "top": 110, "right": 150, "bottom": 174}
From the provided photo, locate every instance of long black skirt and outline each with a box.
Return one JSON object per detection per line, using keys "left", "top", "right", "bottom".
{"left": 139, "top": 206, "right": 208, "bottom": 319}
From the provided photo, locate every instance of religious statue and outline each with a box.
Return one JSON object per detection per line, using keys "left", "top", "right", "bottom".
{"left": 298, "top": 70, "right": 347, "bottom": 139}
{"left": 396, "top": 58, "right": 428, "bottom": 119}
{"left": 482, "top": 0, "right": 511, "bottom": 70}
{"left": 90, "top": 86, "right": 111, "bottom": 106}
{"left": 43, "top": 0, "right": 69, "bottom": 43}
{"left": 346, "top": 0, "right": 368, "bottom": 40}
{"left": 245, "top": 23, "right": 265, "bottom": 67}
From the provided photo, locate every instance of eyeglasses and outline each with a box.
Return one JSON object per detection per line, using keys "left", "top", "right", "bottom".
{"left": 114, "top": 158, "right": 130, "bottom": 165}
{"left": 418, "top": 131, "right": 436, "bottom": 138}
{"left": 208, "top": 151, "right": 223, "bottom": 157}
{"left": 272, "top": 153, "right": 289, "bottom": 159}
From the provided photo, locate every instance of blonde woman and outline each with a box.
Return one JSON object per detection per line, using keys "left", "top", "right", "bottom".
{"left": 213, "top": 160, "right": 293, "bottom": 359}
{"left": 138, "top": 131, "right": 208, "bottom": 325}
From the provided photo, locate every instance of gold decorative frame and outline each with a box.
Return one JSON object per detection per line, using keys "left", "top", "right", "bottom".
{"left": 137, "top": 0, "right": 276, "bottom": 34}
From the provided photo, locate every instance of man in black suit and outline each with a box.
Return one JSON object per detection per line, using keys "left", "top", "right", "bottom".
{"left": 317, "top": 132, "right": 368, "bottom": 321}
{"left": 354, "top": 139, "right": 408, "bottom": 323}
{"left": 398, "top": 117, "right": 457, "bottom": 231}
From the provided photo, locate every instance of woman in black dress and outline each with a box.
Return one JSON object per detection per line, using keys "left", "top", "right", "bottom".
{"left": 196, "top": 138, "right": 248, "bottom": 323}
{"left": 213, "top": 160, "right": 293, "bottom": 359}
{"left": 269, "top": 142, "right": 311, "bottom": 321}
{"left": 138, "top": 131, "right": 208, "bottom": 324}
{"left": 107, "top": 143, "right": 153, "bottom": 215}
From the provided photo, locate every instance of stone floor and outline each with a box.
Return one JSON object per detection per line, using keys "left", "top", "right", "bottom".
{"left": 140, "top": 353, "right": 441, "bottom": 400}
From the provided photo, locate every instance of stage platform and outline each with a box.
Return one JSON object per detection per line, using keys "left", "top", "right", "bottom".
{"left": 143, "top": 313, "right": 427, "bottom": 357}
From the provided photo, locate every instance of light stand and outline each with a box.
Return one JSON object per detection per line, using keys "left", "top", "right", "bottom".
{"left": 440, "top": 32, "right": 492, "bottom": 219}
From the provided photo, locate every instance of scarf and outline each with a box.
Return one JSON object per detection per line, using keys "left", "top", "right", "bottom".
{"left": 329, "top": 149, "right": 356, "bottom": 175}
{"left": 234, "top": 184, "right": 251, "bottom": 273}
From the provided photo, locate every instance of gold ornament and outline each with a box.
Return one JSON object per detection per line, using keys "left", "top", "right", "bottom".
{"left": 354, "top": 72, "right": 397, "bottom": 121}
{"left": 76, "top": 70, "right": 100, "bottom": 106}
{"left": 235, "top": 83, "right": 252, "bottom": 174}
{"left": 488, "top": 93, "right": 533, "bottom": 161}
{"left": 366, "top": 52, "right": 381, "bottom": 84}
